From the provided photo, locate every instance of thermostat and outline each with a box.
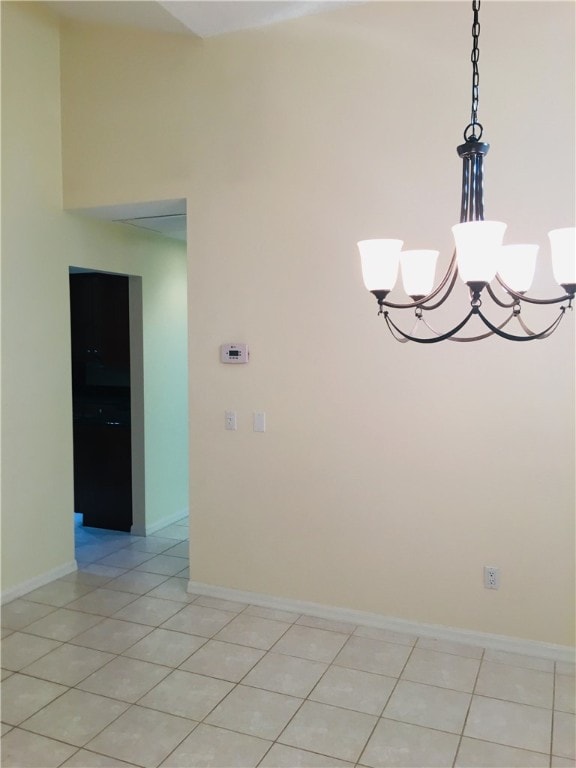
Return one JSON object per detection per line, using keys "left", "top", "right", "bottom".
{"left": 220, "top": 343, "right": 249, "bottom": 364}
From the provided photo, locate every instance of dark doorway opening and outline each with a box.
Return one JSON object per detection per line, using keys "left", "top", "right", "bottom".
{"left": 69, "top": 272, "right": 132, "bottom": 531}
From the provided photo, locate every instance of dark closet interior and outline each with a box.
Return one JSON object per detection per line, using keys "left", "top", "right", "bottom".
{"left": 70, "top": 272, "right": 132, "bottom": 531}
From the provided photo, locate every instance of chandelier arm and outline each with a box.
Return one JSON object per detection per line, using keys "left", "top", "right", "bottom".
{"left": 420, "top": 308, "right": 519, "bottom": 342}
{"left": 485, "top": 283, "right": 516, "bottom": 308}
{"left": 385, "top": 313, "right": 429, "bottom": 343}
{"left": 514, "top": 309, "right": 568, "bottom": 338}
{"left": 382, "top": 308, "right": 476, "bottom": 344}
{"left": 383, "top": 321, "right": 412, "bottom": 344}
{"left": 419, "top": 263, "right": 460, "bottom": 311}
{"left": 494, "top": 275, "right": 572, "bottom": 305}
{"left": 377, "top": 251, "right": 458, "bottom": 310}
{"left": 475, "top": 306, "right": 567, "bottom": 341}
{"left": 408, "top": 314, "right": 425, "bottom": 338}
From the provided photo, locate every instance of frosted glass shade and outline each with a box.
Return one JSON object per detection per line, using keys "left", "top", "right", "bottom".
{"left": 400, "top": 250, "right": 439, "bottom": 297}
{"left": 358, "top": 239, "right": 403, "bottom": 291}
{"left": 497, "top": 244, "right": 538, "bottom": 293}
{"left": 452, "top": 221, "right": 507, "bottom": 284}
{"left": 549, "top": 227, "right": 576, "bottom": 287}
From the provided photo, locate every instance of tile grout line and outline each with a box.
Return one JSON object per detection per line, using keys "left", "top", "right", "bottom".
{"left": 6, "top": 620, "right": 562, "bottom": 721}
{"left": 2, "top": 533, "right": 194, "bottom": 761}
{"left": 451, "top": 644, "right": 485, "bottom": 768}
{"left": 262, "top": 624, "right": 359, "bottom": 765}
{"left": 143, "top": 604, "right": 302, "bottom": 768}
{"left": 355, "top": 637, "right": 418, "bottom": 767}
{"left": 176, "top": 618, "right": 362, "bottom": 765}
{"left": 13, "top": 664, "right": 196, "bottom": 767}
{"left": 4, "top": 663, "right": 567, "bottom": 762}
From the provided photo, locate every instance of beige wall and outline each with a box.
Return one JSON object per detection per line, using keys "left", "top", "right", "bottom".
{"left": 19, "top": 2, "right": 576, "bottom": 644}
{"left": 1, "top": 2, "right": 189, "bottom": 592}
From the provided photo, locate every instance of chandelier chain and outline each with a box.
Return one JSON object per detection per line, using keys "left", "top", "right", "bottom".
{"left": 469, "top": 0, "right": 481, "bottom": 137}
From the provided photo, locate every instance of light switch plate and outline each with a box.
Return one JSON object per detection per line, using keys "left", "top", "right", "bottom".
{"left": 253, "top": 412, "right": 266, "bottom": 432}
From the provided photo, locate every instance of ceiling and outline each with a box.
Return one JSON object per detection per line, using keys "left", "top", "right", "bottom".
{"left": 162, "top": 1, "right": 349, "bottom": 38}
{"left": 52, "top": 1, "right": 351, "bottom": 241}
{"left": 48, "top": 1, "right": 349, "bottom": 39}
{"left": 76, "top": 200, "right": 188, "bottom": 242}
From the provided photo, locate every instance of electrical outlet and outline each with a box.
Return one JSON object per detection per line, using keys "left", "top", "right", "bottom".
{"left": 483, "top": 566, "right": 500, "bottom": 590}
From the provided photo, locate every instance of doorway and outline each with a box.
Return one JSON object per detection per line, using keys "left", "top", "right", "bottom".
{"left": 69, "top": 270, "right": 144, "bottom": 533}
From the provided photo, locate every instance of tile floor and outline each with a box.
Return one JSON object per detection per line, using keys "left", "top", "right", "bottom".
{"left": 1, "top": 516, "right": 575, "bottom": 767}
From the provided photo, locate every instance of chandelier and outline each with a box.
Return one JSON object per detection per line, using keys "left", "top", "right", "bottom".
{"left": 358, "top": 0, "right": 575, "bottom": 343}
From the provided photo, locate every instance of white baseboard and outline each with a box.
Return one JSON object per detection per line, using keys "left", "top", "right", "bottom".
{"left": 1, "top": 561, "right": 78, "bottom": 604}
{"left": 187, "top": 580, "right": 575, "bottom": 664}
{"left": 139, "top": 509, "right": 188, "bottom": 537}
